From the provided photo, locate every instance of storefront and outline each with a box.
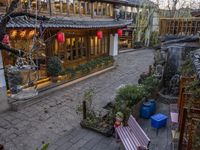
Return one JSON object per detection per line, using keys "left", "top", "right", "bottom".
{"left": 118, "top": 28, "right": 134, "bottom": 50}
{"left": 1, "top": 16, "right": 131, "bottom": 98}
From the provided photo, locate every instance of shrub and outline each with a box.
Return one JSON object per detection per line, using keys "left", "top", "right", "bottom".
{"left": 141, "top": 75, "right": 159, "bottom": 95}
{"left": 180, "top": 59, "right": 195, "bottom": 77}
{"left": 65, "top": 67, "right": 76, "bottom": 77}
{"left": 47, "top": 56, "right": 62, "bottom": 77}
{"left": 114, "top": 85, "right": 147, "bottom": 123}
{"left": 186, "top": 80, "right": 200, "bottom": 99}
{"left": 134, "top": 41, "right": 143, "bottom": 49}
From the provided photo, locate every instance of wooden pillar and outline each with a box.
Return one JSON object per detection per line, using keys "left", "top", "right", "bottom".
{"left": 78, "top": 1, "right": 81, "bottom": 17}
{"left": 66, "top": 0, "right": 70, "bottom": 16}
{"left": 178, "top": 108, "right": 187, "bottom": 150}
{"left": 131, "top": 7, "right": 134, "bottom": 19}
{"left": 85, "top": 2, "right": 87, "bottom": 15}
{"left": 48, "top": 0, "right": 55, "bottom": 16}
{"left": 60, "top": 1, "right": 63, "bottom": 13}
{"left": 87, "top": 33, "right": 91, "bottom": 59}
{"left": 91, "top": 2, "right": 94, "bottom": 18}
{"left": 38, "top": 0, "right": 41, "bottom": 10}
{"left": 73, "top": 0, "right": 76, "bottom": 14}
{"left": 125, "top": 6, "right": 127, "bottom": 20}
{"left": 0, "top": 51, "right": 9, "bottom": 112}
{"left": 101, "top": 3, "right": 104, "bottom": 16}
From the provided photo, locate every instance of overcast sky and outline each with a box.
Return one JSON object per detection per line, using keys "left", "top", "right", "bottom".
{"left": 151, "top": 0, "right": 200, "bottom": 9}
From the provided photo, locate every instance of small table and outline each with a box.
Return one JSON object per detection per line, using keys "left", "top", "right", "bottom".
{"left": 151, "top": 113, "right": 168, "bottom": 135}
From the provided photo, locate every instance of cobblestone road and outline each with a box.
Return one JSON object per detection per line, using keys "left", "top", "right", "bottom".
{"left": 0, "top": 49, "right": 154, "bottom": 150}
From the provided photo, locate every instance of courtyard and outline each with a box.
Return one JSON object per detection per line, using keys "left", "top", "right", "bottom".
{"left": 0, "top": 49, "right": 163, "bottom": 150}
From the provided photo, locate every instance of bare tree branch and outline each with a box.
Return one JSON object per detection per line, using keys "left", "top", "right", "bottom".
{"left": 0, "top": 0, "right": 49, "bottom": 56}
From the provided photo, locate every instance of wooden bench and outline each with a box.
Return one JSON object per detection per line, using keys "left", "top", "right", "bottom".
{"left": 116, "top": 115, "right": 150, "bottom": 150}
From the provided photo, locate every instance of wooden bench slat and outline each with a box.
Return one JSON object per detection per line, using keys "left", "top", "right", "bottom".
{"left": 128, "top": 116, "right": 150, "bottom": 146}
{"left": 116, "top": 115, "right": 150, "bottom": 150}
{"left": 116, "top": 127, "right": 138, "bottom": 150}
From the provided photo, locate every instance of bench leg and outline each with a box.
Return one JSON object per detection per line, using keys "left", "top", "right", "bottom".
{"left": 156, "top": 129, "right": 159, "bottom": 136}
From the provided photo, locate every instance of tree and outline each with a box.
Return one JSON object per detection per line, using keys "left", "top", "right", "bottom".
{"left": 0, "top": 0, "right": 48, "bottom": 56}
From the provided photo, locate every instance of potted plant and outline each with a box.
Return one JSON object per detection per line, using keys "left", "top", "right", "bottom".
{"left": 47, "top": 56, "right": 62, "bottom": 82}
{"left": 65, "top": 67, "right": 76, "bottom": 80}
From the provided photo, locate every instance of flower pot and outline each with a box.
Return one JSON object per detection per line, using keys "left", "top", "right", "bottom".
{"left": 51, "top": 76, "right": 58, "bottom": 83}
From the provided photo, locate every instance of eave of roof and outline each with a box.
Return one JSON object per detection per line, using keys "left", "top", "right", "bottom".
{"left": 100, "top": 0, "right": 156, "bottom": 7}
{"left": 0, "top": 15, "right": 132, "bottom": 29}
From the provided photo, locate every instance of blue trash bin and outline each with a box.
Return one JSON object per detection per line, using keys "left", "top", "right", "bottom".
{"left": 140, "top": 106, "right": 151, "bottom": 119}
{"left": 149, "top": 99, "right": 156, "bottom": 114}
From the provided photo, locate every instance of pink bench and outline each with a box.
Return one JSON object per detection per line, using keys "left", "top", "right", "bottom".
{"left": 169, "top": 104, "right": 179, "bottom": 124}
{"left": 116, "top": 115, "right": 150, "bottom": 150}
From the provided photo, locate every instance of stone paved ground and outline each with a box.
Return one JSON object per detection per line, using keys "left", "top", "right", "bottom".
{"left": 0, "top": 49, "right": 155, "bottom": 150}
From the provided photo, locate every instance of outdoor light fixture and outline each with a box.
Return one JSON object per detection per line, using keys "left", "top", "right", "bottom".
{"left": 57, "top": 32, "right": 65, "bottom": 43}
{"left": 28, "top": 30, "right": 36, "bottom": 38}
{"left": 118, "top": 29, "right": 123, "bottom": 37}
{"left": 97, "top": 31, "right": 103, "bottom": 39}
{"left": 10, "top": 30, "right": 17, "bottom": 39}
{"left": 20, "top": 30, "right": 26, "bottom": 38}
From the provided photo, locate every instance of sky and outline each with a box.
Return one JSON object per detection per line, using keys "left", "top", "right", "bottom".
{"left": 151, "top": 0, "right": 200, "bottom": 9}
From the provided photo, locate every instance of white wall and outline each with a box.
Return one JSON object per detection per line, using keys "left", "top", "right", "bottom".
{"left": 0, "top": 51, "right": 9, "bottom": 112}
{"left": 109, "top": 33, "right": 118, "bottom": 56}
{"left": 152, "top": 12, "right": 159, "bottom": 32}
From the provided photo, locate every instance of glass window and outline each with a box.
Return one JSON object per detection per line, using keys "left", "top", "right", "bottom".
{"left": 90, "top": 34, "right": 109, "bottom": 56}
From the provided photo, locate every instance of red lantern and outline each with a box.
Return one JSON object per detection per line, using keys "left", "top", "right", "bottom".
{"left": 2, "top": 34, "right": 10, "bottom": 45}
{"left": 118, "top": 29, "right": 123, "bottom": 37}
{"left": 57, "top": 32, "right": 65, "bottom": 43}
{"left": 97, "top": 31, "right": 103, "bottom": 39}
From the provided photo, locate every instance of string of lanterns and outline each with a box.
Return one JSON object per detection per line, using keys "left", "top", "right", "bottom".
{"left": 8, "top": 29, "right": 124, "bottom": 44}
{"left": 9, "top": 30, "right": 37, "bottom": 39}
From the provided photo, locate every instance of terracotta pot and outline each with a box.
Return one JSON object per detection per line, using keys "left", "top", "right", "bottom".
{"left": 51, "top": 76, "right": 58, "bottom": 83}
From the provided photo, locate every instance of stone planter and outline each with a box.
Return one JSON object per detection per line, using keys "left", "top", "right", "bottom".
{"left": 80, "top": 120, "right": 114, "bottom": 137}
{"left": 51, "top": 76, "right": 58, "bottom": 83}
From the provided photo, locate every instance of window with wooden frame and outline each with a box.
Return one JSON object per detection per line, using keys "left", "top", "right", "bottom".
{"left": 53, "top": 35, "right": 87, "bottom": 63}
{"left": 90, "top": 34, "right": 109, "bottom": 57}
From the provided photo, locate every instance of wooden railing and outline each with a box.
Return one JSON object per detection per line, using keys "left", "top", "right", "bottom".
{"left": 160, "top": 18, "right": 200, "bottom": 36}
{"left": 179, "top": 108, "right": 200, "bottom": 150}
{"left": 178, "top": 76, "right": 200, "bottom": 150}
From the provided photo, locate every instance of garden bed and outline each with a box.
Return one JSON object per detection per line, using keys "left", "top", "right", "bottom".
{"left": 80, "top": 119, "right": 114, "bottom": 137}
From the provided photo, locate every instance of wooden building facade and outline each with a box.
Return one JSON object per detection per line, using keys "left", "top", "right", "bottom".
{"left": 0, "top": 0, "right": 141, "bottom": 95}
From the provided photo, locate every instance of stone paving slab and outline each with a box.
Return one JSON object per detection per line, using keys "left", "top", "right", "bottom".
{"left": 0, "top": 49, "right": 154, "bottom": 150}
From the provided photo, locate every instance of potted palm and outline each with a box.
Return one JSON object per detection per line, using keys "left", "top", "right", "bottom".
{"left": 47, "top": 56, "right": 62, "bottom": 82}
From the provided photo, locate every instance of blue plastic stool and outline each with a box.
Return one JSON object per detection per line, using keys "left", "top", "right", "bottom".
{"left": 151, "top": 113, "right": 168, "bottom": 135}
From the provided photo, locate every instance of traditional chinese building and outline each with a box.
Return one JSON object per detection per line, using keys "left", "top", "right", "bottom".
{"left": 0, "top": 0, "right": 154, "bottom": 102}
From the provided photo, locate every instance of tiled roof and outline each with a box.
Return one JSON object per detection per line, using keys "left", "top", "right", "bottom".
{"left": 102, "top": 0, "right": 156, "bottom": 7}
{"left": 0, "top": 15, "right": 132, "bottom": 29}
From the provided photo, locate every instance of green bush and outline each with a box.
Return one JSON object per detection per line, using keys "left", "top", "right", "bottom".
{"left": 134, "top": 41, "right": 143, "bottom": 49}
{"left": 65, "top": 67, "right": 76, "bottom": 77}
{"left": 150, "top": 31, "right": 159, "bottom": 47}
{"left": 180, "top": 59, "right": 195, "bottom": 77}
{"left": 61, "top": 56, "right": 114, "bottom": 77}
{"left": 114, "top": 84, "right": 147, "bottom": 123}
{"left": 47, "top": 56, "right": 62, "bottom": 77}
{"left": 141, "top": 75, "right": 159, "bottom": 95}
{"left": 186, "top": 80, "right": 200, "bottom": 99}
